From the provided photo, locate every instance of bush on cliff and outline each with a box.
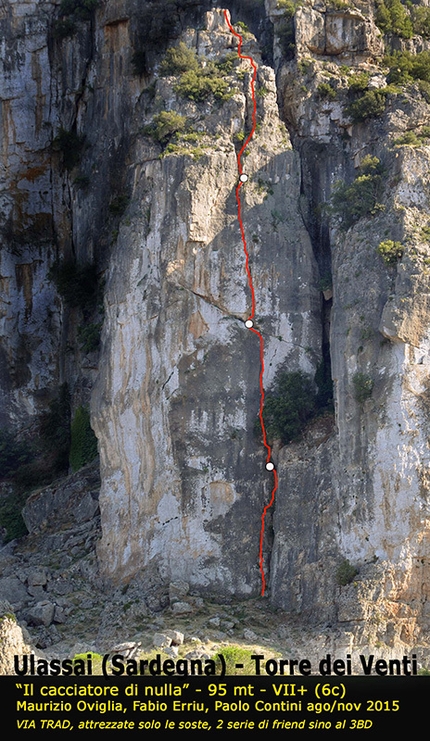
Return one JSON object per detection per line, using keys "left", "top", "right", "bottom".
{"left": 329, "top": 156, "right": 384, "bottom": 230}
{"left": 375, "top": 0, "right": 413, "bottom": 39}
{"left": 259, "top": 370, "right": 317, "bottom": 444}
{"left": 69, "top": 407, "right": 98, "bottom": 472}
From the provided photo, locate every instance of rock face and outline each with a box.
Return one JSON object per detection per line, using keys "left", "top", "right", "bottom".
{"left": 294, "top": 6, "right": 384, "bottom": 60}
{"left": 92, "top": 9, "right": 321, "bottom": 593}
{"left": 0, "top": 0, "right": 429, "bottom": 654}
{"left": 0, "top": 0, "right": 61, "bottom": 427}
{"left": 0, "top": 609, "right": 32, "bottom": 675}
{"left": 269, "top": 2, "right": 430, "bottom": 647}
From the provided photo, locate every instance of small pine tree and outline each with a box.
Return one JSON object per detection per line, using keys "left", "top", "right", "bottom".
{"left": 262, "top": 370, "right": 316, "bottom": 444}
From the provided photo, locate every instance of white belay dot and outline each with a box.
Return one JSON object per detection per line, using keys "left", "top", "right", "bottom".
{"left": 239, "top": 173, "right": 248, "bottom": 183}
{"left": 245, "top": 319, "right": 254, "bottom": 328}
{"left": 265, "top": 461, "right": 275, "bottom": 471}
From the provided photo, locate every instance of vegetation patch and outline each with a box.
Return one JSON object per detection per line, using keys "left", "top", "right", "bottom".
{"left": 376, "top": 1, "right": 430, "bottom": 39}
{"left": 108, "top": 195, "right": 129, "bottom": 217}
{"left": 52, "top": 1, "right": 98, "bottom": 40}
{"left": 317, "top": 82, "right": 337, "bottom": 100}
{"left": 144, "top": 111, "right": 187, "bottom": 144}
{"left": 0, "top": 488, "right": 28, "bottom": 542}
{"left": 336, "top": 559, "right": 358, "bottom": 586}
{"left": 53, "top": 128, "right": 85, "bottom": 171}
{"left": 160, "top": 42, "right": 199, "bottom": 76}
{"left": 78, "top": 322, "right": 102, "bottom": 353}
{"left": 49, "top": 261, "right": 100, "bottom": 314}
{"left": 258, "top": 370, "right": 317, "bottom": 444}
{"left": 329, "top": 156, "right": 384, "bottom": 230}
{"left": 274, "top": 0, "right": 305, "bottom": 60}
{"left": 377, "top": 240, "right": 403, "bottom": 265}
{"left": 411, "top": 6, "right": 430, "bottom": 38}
{"left": 385, "top": 50, "right": 430, "bottom": 86}
{"left": 375, "top": 0, "right": 413, "bottom": 39}
{"left": 174, "top": 65, "right": 232, "bottom": 103}
{"left": 347, "top": 72, "right": 370, "bottom": 94}
{"left": 345, "top": 88, "right": 394, "bottom": 123}
{"left": 158, "top": 41, "right": 234, "bottom": 103}
{"left": 69, "top": 407, "right": 98, "bottom": 473}
{"left": 352, "top": 372, "right": 374, "bottom": 403}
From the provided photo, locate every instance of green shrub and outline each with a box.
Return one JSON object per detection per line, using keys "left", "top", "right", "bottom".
{"left": 49, "top": 261, "right": 99, "bottom": 313}
{"left": 377, "top": 239, "right": 403, "bottom": 265}
{"left": 78, "top": 322, "right": 102, "bottom": 353}
{"left": 317, "top": 82, "right": 337, "bottom": 100}
{"left": 160, "top": 42, "right": 199, "bottom": 76}
{"left": 277, "top": 0, "right": 299, "bottom": 15}
{"left": 53, "top": 128, "right": 84, "bottom": 171}
{"left": 347, "top": 72, "right": 370, "bottom": 94}
{"left": 329, "top": 156, "right": 384, "bottom": 230}
{"left": 386, "top": 50, "right": 430, "bottom": 85}
{"left": 0, "top": 489, "right": 28, "bottom": 542}
{"left": 69, "top": 406, "right": 98, "bottom": 472}
{"left": 162, "top": 143, "right": 205, "bottom": 160}
{"left": 327, "top": 0, "right": 350, "bottom": 8}
{"left": 175, "top": 65, "right": 232, "bottom": 102}
{"left": 412, "top": 6, "right": 430, "bottom": 38}
{"left": 108, "top": 195, "right": 129, "bottom": 216}
{"left": 421, "top": 225, "right": 430, "bottom": 240}
{"left": 352, "top": 372, "right": 374, "bottom": 403}
{"left": 336, "top": 559, "right": 358, "bottom": 586}
{"left": 418, "top": 79, "right": 430, "bottom": 102}
{"left": 393, "top": 131, "right": 421, "bottom": 146}
{"left": 345, "top": 89, "right": 389, "bottom": 123}
{"left": 275, "top": 0, "right": 301, "bottom": 59}
{"left": 52, "top": 1, "right": 98, "bottom": 39}
{"left": 145, "top": 111, "right": 187, "bottom": 144}
{"left": 375, "top": 0, "right": 413, "bottom": 39}
{"left": 277, "top": 17, "right": 295, "bottom": 60}
{"left": 260, "top": 370, "right": 317, "bottom": 444}
{"left": 159, "top": 42, "right": 233, "bottom": 103}
{"left": 235, "top": 21, "right": 250, "bottom": 33}
{"left": 52, "top": 18, "right": 77, "bottom": 39}
{"left": 215, "top": 53, "right": 238, "bottom": 75}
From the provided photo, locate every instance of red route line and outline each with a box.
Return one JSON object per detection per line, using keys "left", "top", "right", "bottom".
{"left": 223, "top": 9, "right": 278, "bottom": 598}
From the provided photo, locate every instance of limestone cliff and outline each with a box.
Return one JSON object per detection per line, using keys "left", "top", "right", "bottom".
{"left": 0, "top": 0, "right": 429, "bottom": 657}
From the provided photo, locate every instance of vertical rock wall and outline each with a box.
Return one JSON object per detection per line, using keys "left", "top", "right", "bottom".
{"left": 92, "top": 9, "right": 322, "bottom": 594}
{"left": 269, "top": 2, "right": 430, "bottom": 647}
{"left": 0, "top": 1, "right": 60, "bottom": 427}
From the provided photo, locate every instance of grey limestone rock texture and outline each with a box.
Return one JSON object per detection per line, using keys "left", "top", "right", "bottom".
{"left": 0, "top": 612, "right": 32, "bottom": 675}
